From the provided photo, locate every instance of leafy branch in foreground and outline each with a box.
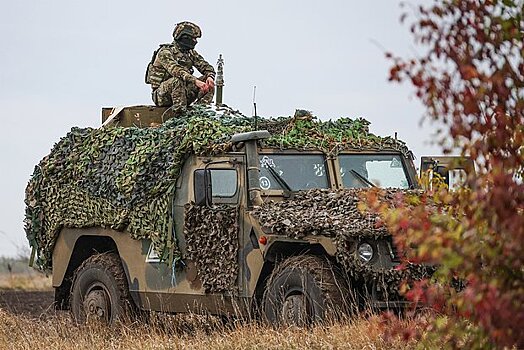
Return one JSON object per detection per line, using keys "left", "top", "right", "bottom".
{"left": 381, "top": 0, "right": 523, "bottom": 348}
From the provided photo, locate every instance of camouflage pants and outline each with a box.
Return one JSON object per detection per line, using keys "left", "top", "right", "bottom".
{"left": 152, "top": 76, "right": 214, "bottom": 114}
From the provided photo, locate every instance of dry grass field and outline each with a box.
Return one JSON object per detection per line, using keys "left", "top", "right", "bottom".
{"left": 0, "top": 309, "right": 423, "bottom": 350}
{"left": 0, "top": 273, "right": 52, "bottom": 291}
{"left": 0, "top": 265, "right": 426, "bottom": 349}
{"left": 0, "top": 256, "right": 52, "bottom": 291}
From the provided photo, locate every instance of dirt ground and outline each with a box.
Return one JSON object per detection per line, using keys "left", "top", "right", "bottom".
{"left": 0, "top": 290, "right": 55, "bottom": 317}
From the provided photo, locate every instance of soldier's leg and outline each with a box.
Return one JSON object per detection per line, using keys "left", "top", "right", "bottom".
{"left": 170, "top": 77, "right": 190, "bottom": 115}
{"left": 152, "top": 78, "right": 175, "bottom": 107}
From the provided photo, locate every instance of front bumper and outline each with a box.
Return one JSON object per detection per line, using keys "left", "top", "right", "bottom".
{"left": 361, "top": 263, "right": 436, "bottom": 310}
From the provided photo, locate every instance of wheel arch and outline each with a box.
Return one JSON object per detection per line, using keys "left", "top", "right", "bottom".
{"left": 53, "top": 229, "right": 132, "bottom": 310}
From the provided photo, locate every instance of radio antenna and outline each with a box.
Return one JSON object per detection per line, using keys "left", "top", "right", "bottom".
{"left": 253, "top": 86, "right": 258, "bottom": 130}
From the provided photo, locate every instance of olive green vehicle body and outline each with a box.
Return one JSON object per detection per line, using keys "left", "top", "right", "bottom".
{"left": 51, "top": 106, "right": 420, "bottom": 315}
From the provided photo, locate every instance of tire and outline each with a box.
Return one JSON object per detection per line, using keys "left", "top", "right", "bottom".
{"left": 70, "top": 252, "right": 133, "bottom": 324}
{"left": 262, "top": 255, "right": 354, "bottom": 326}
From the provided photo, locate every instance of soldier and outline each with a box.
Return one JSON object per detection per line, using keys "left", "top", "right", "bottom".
{"left": 146, "top": 22, "right": 215, "bottom": 115}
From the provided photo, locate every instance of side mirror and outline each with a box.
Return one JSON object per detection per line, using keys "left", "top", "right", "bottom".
{"left": 194, "top": 169, "right": 212, "bottom": 206}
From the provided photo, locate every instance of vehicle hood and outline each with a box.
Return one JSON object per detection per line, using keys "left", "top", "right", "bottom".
{"left": 250, "top": 188, "right": 421, "bottom": 239}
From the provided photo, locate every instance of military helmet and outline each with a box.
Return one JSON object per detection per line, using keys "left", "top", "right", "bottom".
{"left": 173, "top": 22, "right": 202, "bottom": 40}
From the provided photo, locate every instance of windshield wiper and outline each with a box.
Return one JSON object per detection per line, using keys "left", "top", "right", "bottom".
{"left": 350, "top": 169, "right": 376, "bottom": 188}
{"left": 267, "top": 166, "right": 293, "bottom": 192}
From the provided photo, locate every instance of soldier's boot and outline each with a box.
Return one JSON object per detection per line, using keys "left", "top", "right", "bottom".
{"left": 171, "top": 105, "right": 187, "bottom": 116}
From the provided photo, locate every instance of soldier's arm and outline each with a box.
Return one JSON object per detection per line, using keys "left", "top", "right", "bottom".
{"left": 191, "top": 51, "right": 216, "bottom": 80}
{"left": 156, "top": 48, "right": 196, "bottom": 84}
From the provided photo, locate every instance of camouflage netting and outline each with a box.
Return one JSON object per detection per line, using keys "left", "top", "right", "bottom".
{"left": 25, "top": 104, "right": 412, "bottom": 271}
{"left": 184, "top": 204, "right": 239, "bottom": 293}
{"left": 251, "top": 188, "right": 434, "bottom": 297}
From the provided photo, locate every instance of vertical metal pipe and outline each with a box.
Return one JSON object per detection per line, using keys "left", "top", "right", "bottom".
{"left": 216, "top": 54, "right": 224, "bottom": 105}
{"left": 245, "top": 140, "right": 263, "bottom": 206}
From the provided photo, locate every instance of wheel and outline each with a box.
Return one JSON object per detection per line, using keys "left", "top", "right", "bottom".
{"left": 262, "top": 255, "right": 353, "bottom": 326}
{"left": 70, "top": 252, "right": 133, "bottom": 324}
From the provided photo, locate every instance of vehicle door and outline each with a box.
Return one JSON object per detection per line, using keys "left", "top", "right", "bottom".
{"left": 180, "top": 155, "right": 245, "bottom": 296}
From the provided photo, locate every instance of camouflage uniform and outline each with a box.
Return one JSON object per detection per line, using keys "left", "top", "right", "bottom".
{"left": 146, "top": 23, "right": 215, "bottom": 114}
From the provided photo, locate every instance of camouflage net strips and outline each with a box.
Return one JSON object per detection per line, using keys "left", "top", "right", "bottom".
{"left": 25, "top": 105, "right": 412, "bottom": 270}
{"left": 251, "top": 188, "right": 433, "bottom": 296}
{"left": 183, "top": 204, "right": 239, "bottom": 293}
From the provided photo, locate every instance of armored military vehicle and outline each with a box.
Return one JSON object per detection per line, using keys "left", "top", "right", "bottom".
{"left": 25, "top": 104, "right": 430, "bottom": 325}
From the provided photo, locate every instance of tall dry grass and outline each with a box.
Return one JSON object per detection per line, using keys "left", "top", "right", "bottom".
{"left": 0, "top": 310, "right": 425, "bottom": 350}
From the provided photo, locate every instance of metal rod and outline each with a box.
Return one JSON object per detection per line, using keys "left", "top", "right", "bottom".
{"left": 216, "top": 54, "right": 224, "bottom": 105}
{"left": 253, "top": 86, "right": 258, "bottom": 130}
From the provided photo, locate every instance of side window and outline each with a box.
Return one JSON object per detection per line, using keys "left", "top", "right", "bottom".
{"left": 210, "top": 169, "right": 237, "bottom": 198}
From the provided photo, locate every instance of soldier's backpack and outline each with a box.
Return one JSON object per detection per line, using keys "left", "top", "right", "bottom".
{"left": 145, "top": 44, "right": 172, "bottom": 87}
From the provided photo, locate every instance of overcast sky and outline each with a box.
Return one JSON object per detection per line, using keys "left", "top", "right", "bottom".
{"left": 0, "top": 0, "right": 438, "bottom": 257}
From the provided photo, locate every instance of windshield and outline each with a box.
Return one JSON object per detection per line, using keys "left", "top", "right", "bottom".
{"left": 339, "top": 154, "right": 410, "bottom": 189}
{"left": 259, "top": 154, "right": 329, "bottom": 191}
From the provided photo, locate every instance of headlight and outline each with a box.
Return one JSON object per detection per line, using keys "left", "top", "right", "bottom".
{"left": 358, "top": 243, "right": 374, "bottom": 263}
